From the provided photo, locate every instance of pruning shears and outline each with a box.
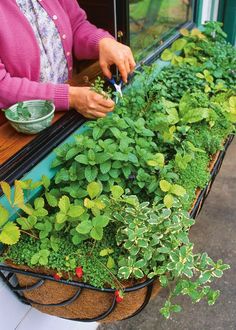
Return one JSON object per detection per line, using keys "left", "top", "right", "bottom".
{"left": 107, "top": 76, "right": 123, "bottom": 103}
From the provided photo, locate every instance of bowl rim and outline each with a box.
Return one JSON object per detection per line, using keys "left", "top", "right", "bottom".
{"left": 4, "top": 100, "right": 55, "bottom": 124}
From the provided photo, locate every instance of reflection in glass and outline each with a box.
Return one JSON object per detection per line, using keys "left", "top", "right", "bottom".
{"left": 129, "top": 0, "right": 193, "bottom": 60}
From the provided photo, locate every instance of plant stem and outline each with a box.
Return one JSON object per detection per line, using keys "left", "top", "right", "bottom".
{"left": 20, "top": 230, "right": 39, "bottom": 240}
{"left": 94, "top": 256, "right": 125, "bottom": 291}
{"left": 89, "top": 240, "right": 97, "bottom": 256}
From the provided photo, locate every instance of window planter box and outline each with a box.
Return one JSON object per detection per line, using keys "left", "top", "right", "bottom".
{"left": 0, "top": 134, "right": 233, "bottom": 322}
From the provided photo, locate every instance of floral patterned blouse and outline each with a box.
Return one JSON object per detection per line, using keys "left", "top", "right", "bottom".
{"left": 16, "top": 0, "right": 68, "bottom": 84}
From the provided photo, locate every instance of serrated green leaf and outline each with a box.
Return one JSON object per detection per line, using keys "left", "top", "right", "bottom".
{"left": 76, "top": 220, "right": 93, "bottom": 234}
{"left": 0, "top": 181, "right": 12, "bottom": 204}
{"left": 85, "top": 166, "right": 98, "bottom": 182}
{"left": 68, "top": 205, "right": 85, "bottom": 218}
{"left": 65, "top": 148, "right": 79, "bottom": 161}
{"left": 34, "top": 197, "right": 45, "bottom": 209}
{"left": 75, "top": 154, "right": 88, "bottom": 165}
{"left": 34, "top": 208, "right": 48, "bottom": 217}
{"left": 110, "top": 127, "right": 122, "bottom": 139}
{"left": 0, "top": 222, "right": 20, "bottom": 245}
{"left": 0, "top": 204, "right": 9, "bottom": 226}
{"left": 100, "top": 161, "right": 111, "bottom": 174}
{"left": 42, "top": 175, "right": 50, "bottom": 190}
{"left": 92, "top": 127, "right": 104, "bottom": 140}
{"left": 58, "top": 196, "right": 70, "bottom": 213}
{"left": 56, "top": 212, "right": 67, "bottom": 224}
{"left": 45, "top": 192, "right": 58, "bottom": 207}
{"left": 113, "top": 152, "right": 129, "bottom": 161}
{"left": 31, "top": 253, "right": 39, "bottom": 265}
{"left": 20, "top": 204, "right": 33, "bottom": 216}
{"left": 16, "top": 216, "right": 37, "bottom": 230}
{"left": 84, "top": 198, "right": 94, "bottom": 209}
{"left": 14, "top": 180, "right": 24, "bottom": 206}
{"left": 92, "top": 215, "right": 110, "bottom": 228}
{"left": 90, "top": 226, "right": 103, "bottom": 240}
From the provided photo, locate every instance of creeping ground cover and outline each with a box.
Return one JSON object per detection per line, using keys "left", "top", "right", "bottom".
{"left": 0, "top": 22, "right": 236, "bottom": 318}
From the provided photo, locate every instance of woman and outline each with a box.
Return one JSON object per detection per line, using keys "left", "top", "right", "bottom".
{"left": 0, "top": 0, "right": 136, "bottom": 120}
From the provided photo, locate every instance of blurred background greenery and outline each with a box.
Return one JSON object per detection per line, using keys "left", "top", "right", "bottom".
{"left": 129, "top": 0, "right": 192, "bottom": 60}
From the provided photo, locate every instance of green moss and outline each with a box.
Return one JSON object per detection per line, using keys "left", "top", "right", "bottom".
{"left": 3, "top": 225, "right": 122, "bottom": 289}
{"left": 178, "top": 152, "right": 210, "bottom": 209}
{"left": 187, "top": 115, "right": 233, "bottom": 155}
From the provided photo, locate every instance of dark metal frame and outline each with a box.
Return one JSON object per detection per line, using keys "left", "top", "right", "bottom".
{"left": 0, "top": 134, "right": 233, "bottom": 322}
{"left": 121, "top": 0, "right": 197, "bottom": 66}
{"left": 0, "top": 264, "right": 155, "bottom": 322}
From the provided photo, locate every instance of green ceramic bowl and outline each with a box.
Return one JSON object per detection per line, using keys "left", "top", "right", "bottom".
{"left": 4, "top": 100, "right": 55, "bottom": 134}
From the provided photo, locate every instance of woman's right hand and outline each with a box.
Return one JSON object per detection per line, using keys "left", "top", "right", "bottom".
{"left": 69, "top": 86, "right": 115, "bottom": 119}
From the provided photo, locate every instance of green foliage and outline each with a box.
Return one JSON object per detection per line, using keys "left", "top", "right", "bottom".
{"left": 1, "top": 24, "right": 235, "bottom": 319}
{"left": 90, "top": 76, "right": 112, "bottom": 99}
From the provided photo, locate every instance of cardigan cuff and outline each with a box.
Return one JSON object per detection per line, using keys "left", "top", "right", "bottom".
{"left": 88, "top": 31, "right": 115, "bottom": 57}
{"left": 53, "top": 84, "right": 69, "bottom": 111}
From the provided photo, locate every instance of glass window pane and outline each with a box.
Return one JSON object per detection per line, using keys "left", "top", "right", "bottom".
{"left": 130, "top": 0, "right": 193, "bottom": 60}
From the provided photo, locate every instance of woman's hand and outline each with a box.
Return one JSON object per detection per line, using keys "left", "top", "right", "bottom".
{"left": 69, "top": 86, "right": 114, "bottom": 119}
{"left": 99, "top": 38, "right": 136, "bottom": 83}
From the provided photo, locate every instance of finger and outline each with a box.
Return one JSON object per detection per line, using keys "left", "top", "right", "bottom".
{"left": 100, "top": 61, "right": 112, "bottom": 79}
{"left": 85, "top": 114, "right": 96, "bottom": 119}
{"left": 125, "top": 59, "right": 131, "bottom": 76}
{"left": 90, "top": 104, "right": 114, "bottom": 113}
{"left": 88, "top": 110, "right": 107, "bottom": 118}
{"left": 93, "top": 93, "right": 115, "bottom": 109}
{"left": 117, "top": 62, "right": 128, "bottom": 83}
{"left": 98, "top": 97, "right": 115, "bottom": 109}
{"left": 128, "top": 56, "right": 136, "bottom": 72}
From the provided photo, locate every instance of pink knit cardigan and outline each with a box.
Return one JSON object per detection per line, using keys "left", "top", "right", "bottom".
{"left": 0, "top": 0, "right": 112, "bottom": 117}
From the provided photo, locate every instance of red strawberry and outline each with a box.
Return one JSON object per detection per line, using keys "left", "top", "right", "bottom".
{"left": 115, "top": 290, "right": 124, "bottom": 303}
{"left": 115, "top": 290, "right": 120, "bottom": 297}
{"left": 116, "top": 295, "right": 124, "bottom": 303}
{"left": 53, "top": 273, "right": 61, "bottom": 281}
{"left": 75, "top": 266, "right": 83, "bottom": 278}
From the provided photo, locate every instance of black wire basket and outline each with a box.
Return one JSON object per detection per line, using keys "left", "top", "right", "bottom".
{"left": 0, "top": 135, "right": 234, "bottom": 323}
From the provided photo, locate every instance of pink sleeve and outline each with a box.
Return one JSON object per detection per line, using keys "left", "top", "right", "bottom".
{"left": 0, "top": 60, "right": 69, "bottom": 111}
{"left": 61, "top": 0, "right": 114, "bottom": 60}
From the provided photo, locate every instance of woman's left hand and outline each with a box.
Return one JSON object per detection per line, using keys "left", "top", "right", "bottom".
{"left": 98, "top": 38, "right": 136, "bottom": 83}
